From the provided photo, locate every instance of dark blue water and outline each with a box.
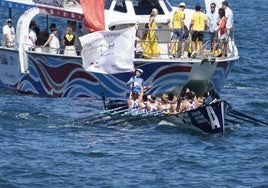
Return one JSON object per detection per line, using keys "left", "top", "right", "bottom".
{"left": 0, "top": 1, "right": 268, "bottom": 187}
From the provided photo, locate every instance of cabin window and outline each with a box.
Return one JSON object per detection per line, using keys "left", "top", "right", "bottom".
{"left": 114, "top": 0, "right": 127, "bottom": 13}
{"left": 133, "top": 0, "right": 164, "bottom": 15}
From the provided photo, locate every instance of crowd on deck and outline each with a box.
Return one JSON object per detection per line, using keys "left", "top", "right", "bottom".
{"left": 2, "top": 17, "right": 88, "bottom": 55}
{"left": 126, "top": 68, "right": 220, "bottom": 115}
{"left": 2, "top": 1, "right": 234, "bottom": 59}
{"left": 135, "top": 1, "right": 234, "bottom": 59}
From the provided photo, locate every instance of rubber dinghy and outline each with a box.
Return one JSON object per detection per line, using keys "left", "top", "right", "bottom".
{"left": 85, "top": 100, "right": 231, "bottom": 134}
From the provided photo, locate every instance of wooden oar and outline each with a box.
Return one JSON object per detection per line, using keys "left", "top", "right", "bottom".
{"left": 227, "top": 112, "right": 265, "bottom": 126}
{"left": 106, "top": 110, "right": 165, "bottom": 126}
{"left": 225, "top": 118, "right": 241, "bottom": 125}
{"left": 228, "top": 110, "right": 268, "bottom": 126}
{"left": 95, "top": 105, "right": 128, "bottom": 116}
{"left": 86, "top": 108, "right": 131, "bottom": 124}
{"left": 224, "top": 100, "right": 268, "bottom": 126}
{"left": 67, "top": 105, "right": 128, "bottom": 125}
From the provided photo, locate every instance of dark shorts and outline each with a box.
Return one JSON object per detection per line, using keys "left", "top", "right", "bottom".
{"left": 191, "top": 31, "right": 205, "bottom": 41}
{"left": 210, "top": 32, "right": 218, "bottom": 43}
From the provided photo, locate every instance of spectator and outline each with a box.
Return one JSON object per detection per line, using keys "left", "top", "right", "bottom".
{"left": 190, "top": 5, "right": 207, "bottom": 58}
{"left": 62, "top": 26, "right": 77, "bottom": 56}
{"left": 222, "top": 1, "right": 233, "bottom": 35}
{"left": 27, "top": 21, "right": 37, "bottom": 49}
{"left": 206, "top": 3, "right": 219, "bottom": 55}
{"left": 168, "top": 2, "right": 186, "bottom": 58}
{"left": 41, "top": 25, "right": 60, "bottom": 54}
{"left": 2, "top": 18, "right": 15, "bottom": 47}
{"left": 142, "top": 8, "right": 160, "bottom": 58}
{"left": 218, "top": 8, "right": 228, "bottom": 58}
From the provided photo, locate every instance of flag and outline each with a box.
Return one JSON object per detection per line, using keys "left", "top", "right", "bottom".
{"left": 79, "top": 26, "right": 136, "bottom": 74}
{"left": 80, "top": 0, "right": 105, "bottom": 32}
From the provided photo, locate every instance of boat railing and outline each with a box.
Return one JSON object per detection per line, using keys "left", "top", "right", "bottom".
{"left": 134, "top": 27, "right": 238, "bottom": 60}
{"left": 2, "top": 27, "right": 237, "bottom": 61}
{"left": 21, "top": 43, "right": 81, "bottom": 56}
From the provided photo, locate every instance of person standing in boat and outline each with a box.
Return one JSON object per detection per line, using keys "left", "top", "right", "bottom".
{"left": 126, "top": 68, "right": 144, "bottom": 94}
{"left": 189, "top": 5, "right": 207, "bottom": 58}
{"left": 41, "top": 24, "right": 60, "bottom": 54}
{"left": 2, "top": 18, "right": 15, "bottom": 47}
{"left": 62, "top": 26, "right": 77, "bottom": 56}
{"left": 168, "top": 2, "right": 186, "bottom": 58}
{"left": 142, "top": 8, "right": 160, "bottom": 59}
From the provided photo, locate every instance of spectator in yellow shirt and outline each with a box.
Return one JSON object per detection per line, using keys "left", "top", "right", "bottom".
{"left": 190, "top": 5, "right": 207, "bottom": 58}
{"left": 168, "top": 2, "right": 186, "bottom": 58}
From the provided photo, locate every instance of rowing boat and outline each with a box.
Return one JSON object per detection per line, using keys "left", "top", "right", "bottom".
{"left": 85, "top": 100, "right": 231, "bottom": 134}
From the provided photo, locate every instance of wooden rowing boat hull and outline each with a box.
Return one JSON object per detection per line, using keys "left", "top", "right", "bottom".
{"left": 91, "top": 100, "right": 229, "bottom": 134}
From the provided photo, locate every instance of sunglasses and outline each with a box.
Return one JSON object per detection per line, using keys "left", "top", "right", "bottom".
{"left": 211, "top": 6, "right": 215, "bottom": 8}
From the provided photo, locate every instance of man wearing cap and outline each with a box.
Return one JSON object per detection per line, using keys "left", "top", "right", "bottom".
{"left": 126, "top": 69, "right": 144, "bottom": 94}
{"left": 168, "top": 2, "right": 186, "bottom": 58}
{"left": 2, "top": 18, "right": 15, "bottom": 47}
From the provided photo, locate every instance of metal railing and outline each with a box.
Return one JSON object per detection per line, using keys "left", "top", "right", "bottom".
{"left": 134, "top": 27, "right": 237, "bottom": 59}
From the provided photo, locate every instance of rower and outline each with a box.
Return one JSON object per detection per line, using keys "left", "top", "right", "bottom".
{"left": 204, "top": 87, "right": 220, "bottom": 104}
{"left": 146, "top": 94, "right": 159, "bottom": 112}
{"left": 177, "top": 91, "right": 197, "bottom": 113}
{"left": 127, "top": 85, "right": 144, "bottom": 115}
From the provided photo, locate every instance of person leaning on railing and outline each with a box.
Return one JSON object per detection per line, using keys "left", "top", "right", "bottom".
{"left": 41, "top": 24, "right": 60, "bottom": 54}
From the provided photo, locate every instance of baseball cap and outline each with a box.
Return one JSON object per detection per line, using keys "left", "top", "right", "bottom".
{"left": 179, "top": 2, "right": 186, "bottom": 7}
{"left": 6, "top": 18, "right": 12, "bottom": 23}
{"left": 135, "top": 68, "right": 143, "bottom": 74}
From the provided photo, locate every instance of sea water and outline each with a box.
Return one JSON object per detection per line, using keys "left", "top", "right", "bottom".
{"left": 0, "top": 0, "right": 267, "bottom": 187}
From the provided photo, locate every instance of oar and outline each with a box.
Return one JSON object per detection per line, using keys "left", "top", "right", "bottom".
{"left": 106, "top": 109, "right": 165, "bottom": 126}
{"left": 229, "top": 110, "right": 268, "bottom": 126}
{"left": 110, "top": 108, "right": 130, "bottom": 115}
{"left": 225, "top": 117, "right": 242, "bottom": 125}
{"left": 227, "top": 112, "right": 263, "bottom": 126}
{"left": 103, "top": 109, "right": 143, "bottom": 123}
{"left": 96, "top": 105, "right": 128, "bottom": 116}
{"left": 67, "top": 105, "right": 128, "bottom": 125}
{"left": 86, "top": 108, "right": 131, "bottom": 124}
